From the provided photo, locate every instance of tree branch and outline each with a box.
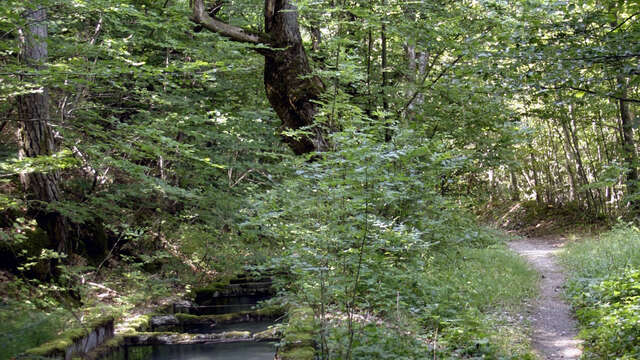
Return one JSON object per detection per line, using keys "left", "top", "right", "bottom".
{"left": 539, "top": 85, "right": 640, "bottom": 104}
{"left": 191, "top": 0, "right": 263, "bottom": 44}
{"left": 402, "top": 54, "right": 463, "bottom": 113}
{"left": 606, "top": 11, "right": 640, "bottom": 35}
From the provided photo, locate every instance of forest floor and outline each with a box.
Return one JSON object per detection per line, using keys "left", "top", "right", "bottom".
{"left": 509, "top": 236, "right": 583, "bottom": 360}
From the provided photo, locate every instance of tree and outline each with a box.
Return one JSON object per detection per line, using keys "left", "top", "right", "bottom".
{"left": 17, "top": 5, "right": 69, "bottom": 254}
{"left": 191, "top": 0, "right": 328, "bottom": 155}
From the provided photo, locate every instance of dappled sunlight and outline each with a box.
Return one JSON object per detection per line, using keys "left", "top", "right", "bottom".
{"left": 536, "top": 336, "right": 582, "bottom": 359}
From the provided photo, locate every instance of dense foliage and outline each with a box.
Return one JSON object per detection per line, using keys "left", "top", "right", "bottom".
{"left": 486, "top": 0, "right": 640, "bottom": 219}
{"left": 561, "top": 224, "right": 640, "bottom": 359}
{"left": 0, "top": 0, "right": 638, "bottom": 358}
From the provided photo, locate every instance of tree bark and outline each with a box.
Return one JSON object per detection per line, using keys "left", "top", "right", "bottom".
{"left": 509, "top": 169, "right": 520, "bottom": 201}
{"left": 191, "top": 0, "right": 328, "bottom": 155}
{"left": 529, "top": 151, "right": 542, "bottom": 206}
{"left": 619, "top": 77, "right": 639, "bottom": 209}
{"left": 608, "top": 4, "right": 639, "bottom": 211}
{"left": 381, "top": 4, "right": 391, "bottom": 142}
{"left": 263, "top": 0, "right": 328, "bottom": 154}
{"left": 18, "top": 6, "right": 69, "bottom": 253}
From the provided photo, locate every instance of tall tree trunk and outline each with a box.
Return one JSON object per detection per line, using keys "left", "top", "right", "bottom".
{"left": 555, "top": 126, "right": 579, "bottom": 203}
{"left": 191, "top": 0, "right": 328, "bottom": 155}
{"left": 608, "top": 3, "right": 639, "bottom": 210}
{"left": 529, "top": 151, "right": 542, "bottom": 206}
{"left": 381, "top": 4, "right": 390, "bottom": 142}
{"left": 619, "top": 78, "right": 639, "bottom": 209}
{"left": 566, "top": 106, "right": 597, "bottom": 212}
{"left": 597, "top": 111, "right": 613, "bottom": 212}
{"left": 509, "top": 169, "right": 520, "bottom": 201}
{"left": 18, "top": 5, "right": 68, "bottom": 253}
{"left": 263, "top": 0, "right": 328, "bottom": 154}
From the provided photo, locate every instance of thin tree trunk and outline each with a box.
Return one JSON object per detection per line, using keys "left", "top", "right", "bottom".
{"left": 529, "top": 151, "right": 542, "bottom": 206}
{"left": 381, "top": 4, "right": 391, "bottom": 142}
{"left": 618, "top": 77, "right": 639, "bottom": 209}
{"left": 509, "top": 169, "right": 520, "bottom": 201}
{"left": 566, "top": 106, "right": 597, "bottom": 212}
{"left": 556, "top": 125, "right": 579, "bottom": 204}
{"left": 545, "top": 119, "right": 561, "bottom": 202}
{"left": 18, "top": 5, "right": 68, "bottom": 253}
{"left": 607, "top": 4, "right": 639, "bottom": 210}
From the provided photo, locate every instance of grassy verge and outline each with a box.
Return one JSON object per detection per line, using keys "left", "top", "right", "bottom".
{"left": 324, "top": 232, "right": 540, "bottom": 359}
{"left": 559, "top": 224, "right": 640, "bottom": 359}
{"left": 424, "top": 240, "right": 538, "bottom": 358}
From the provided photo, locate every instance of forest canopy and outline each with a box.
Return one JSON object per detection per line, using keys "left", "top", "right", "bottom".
{"left": 0, "top": 0, "right": 639, "bottom": 358}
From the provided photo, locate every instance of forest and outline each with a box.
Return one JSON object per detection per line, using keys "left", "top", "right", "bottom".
{"left": 1, "top": 0, "right": 639, "bottom": 359}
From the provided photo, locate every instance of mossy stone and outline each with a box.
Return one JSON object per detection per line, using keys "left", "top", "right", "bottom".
{"left": 278, "top": 346, "right": 315, "bottom": 360}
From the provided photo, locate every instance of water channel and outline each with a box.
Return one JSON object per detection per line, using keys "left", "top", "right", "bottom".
{"left": 102, "top": 276, "right": 278, "bottom": 360}
{"left": 107, "top": 342, "right": 276, "bottom": 360}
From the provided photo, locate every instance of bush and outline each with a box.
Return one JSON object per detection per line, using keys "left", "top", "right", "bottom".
{"left": 561, "top": 224, "right": 640, "bottom": 358}
{"left": 570, "top": 269, "right": 640, "bottom": 359}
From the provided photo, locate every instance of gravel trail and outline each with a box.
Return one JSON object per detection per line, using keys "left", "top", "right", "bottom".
{"left": 509, "top": 237, "right": 582, "bottom": 360}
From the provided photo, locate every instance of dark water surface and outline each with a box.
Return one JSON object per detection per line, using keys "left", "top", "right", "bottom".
{"left": 121, "top": 342, "right": 276, "bottom": 360}
{"left": 184, "top": 320, "right": 275, "bottom": 334}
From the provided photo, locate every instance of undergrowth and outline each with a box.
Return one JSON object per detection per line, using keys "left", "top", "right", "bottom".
{"left": 245, "top": 126, "right": 540, "bottom": 359}
{"left": 421, "top": 240, "right": 538, "bottom": 359}
{"left": 480, "top": 200, "right": 608, "bottom": 237}
{"left": 560, "top": 223, "right": 640, "bottom": 359}
{"left": 315, "top": 238, "right": 538, "bottom": 359}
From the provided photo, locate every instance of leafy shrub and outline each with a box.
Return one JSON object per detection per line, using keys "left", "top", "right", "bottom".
{"left": 570, "top": 269, "right": 640, "bottom": 359}
{"left": 561, "top": 224, "right": 640, "bottom": 358}
{"left": 246, "top": 130, "right": 538, "bottom": 358}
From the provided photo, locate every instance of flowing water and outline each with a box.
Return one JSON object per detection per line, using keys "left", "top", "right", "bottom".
{"left": 104, "top": 275, "right": 278, "bottom": 360}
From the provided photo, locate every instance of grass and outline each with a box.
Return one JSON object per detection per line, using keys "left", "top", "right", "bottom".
{"left": 423, "top": 241, "right": 539, "bottom": 358}
{"left": 0, "top": 302, "right": 72, "bottom": 360}
{"left": 310, "top": 229, "right": 539, "bottom": 360}
{"left": 559, "top": 223, "right": 640, "bottom": 359}
{"left": 559, "top": 223, "right": 640, "bottom": 280}
{"left": 427, "top": 244, "right": 538, "bottom": 311}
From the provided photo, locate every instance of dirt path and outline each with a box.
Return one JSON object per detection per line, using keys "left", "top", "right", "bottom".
{"left": 509, "top": 237, "right": 582, "bottom": 360}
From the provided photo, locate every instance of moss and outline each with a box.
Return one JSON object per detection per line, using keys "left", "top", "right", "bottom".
{"left": 174, "top": 312, "right": 219, "bottom": 324}
{"left": 255, "top": 305, "right": 285, "bottom": 317}
{"left": 278, "top": 346, "right": 315, "bottom": 360}
{"left": 253, "top": 326, "right": 279, "bottom": 340}
{"left": 126, "top": 331, "right": 180, "bottom": 336}
{"left": 276, "top": 307, "right": 317, "bottom": 359}
{"left": 221, "top": 330, "right": 251, "bottom": 339}
{"left": 89, "top": 315, "right": 116, "bottom": 330}
{"left": 25, "top": 316, "right": 115, "bottom": 357}
{"left": 174, "top": 306, "right": 284, "bottom": 325}
{"left": 119, "top": 314, "right": 152, "bottom": 334}
{"left": 103, "top": 335, "right": 124, "bottom": 348}
{"left": 24, "top": 337, "right": 71, "bottom": 357}
{"left": 192, "top": 279, "right": 232, "bottom": 301}
{"left": 192, "top": 273, "right": 274, "bottom": 304}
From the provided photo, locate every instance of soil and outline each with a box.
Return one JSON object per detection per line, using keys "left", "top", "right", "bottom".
{"left": 509, "top": 237, "right": 582, "bottom": 360}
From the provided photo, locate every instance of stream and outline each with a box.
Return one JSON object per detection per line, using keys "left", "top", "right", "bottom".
{"left": 115, "top": 342, "right": 276, "bottom": 360}
{"left": 104, "top": 275, "right": 278, "bottom": 360}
